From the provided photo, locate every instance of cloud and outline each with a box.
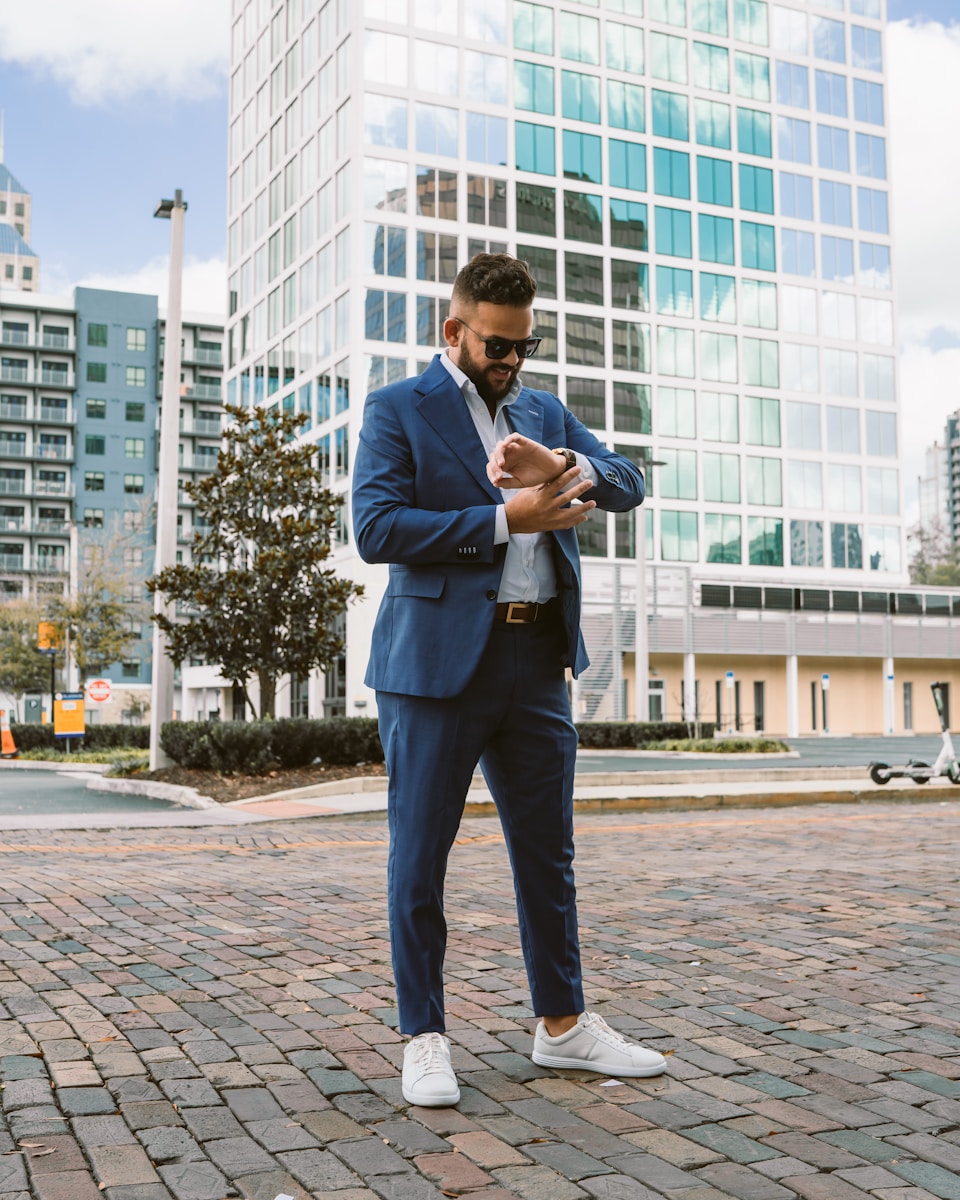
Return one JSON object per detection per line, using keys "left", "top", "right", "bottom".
{"left": 60, "top": 255, "right": 228, "bottom": 318}
{"left": 888, "top": 19, "right": 960, "bottom": 342}
{"left": 0, "top": 0, "right": 230, "bottom": 106}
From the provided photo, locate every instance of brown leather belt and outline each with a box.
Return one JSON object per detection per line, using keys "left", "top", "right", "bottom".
{"left": 494, "top": 599, "right": 557, "bottom": 624}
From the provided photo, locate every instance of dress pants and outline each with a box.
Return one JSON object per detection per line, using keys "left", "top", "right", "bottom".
{"left": 377, "top": 612, "right": 584, "bottom": 1036}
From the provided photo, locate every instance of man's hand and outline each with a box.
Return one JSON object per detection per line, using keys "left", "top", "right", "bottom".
{"left": 487, "top": 433, "right": 568, "bottom": 489}
{"left": 505, "top": 468, "right": 596, "bottom": 534}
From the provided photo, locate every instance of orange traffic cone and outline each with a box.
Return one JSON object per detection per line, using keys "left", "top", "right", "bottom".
{"left": 0, "top": 710, "right": 18, "bottom": 759}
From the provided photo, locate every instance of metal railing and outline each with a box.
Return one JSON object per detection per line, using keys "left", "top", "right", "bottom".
{"left": 41, "top": 333, "right": 73, "bottom": 350}
{"left": 39, "top": 405, "right": 72, "bottom": 423}
{"left": 0, "top": 329, "right": 30, "bottom": 346}
{"left": 0, "top": 366, "right": 29, "bottom": 383}
{"left": 35, "top": 445, "right": 71, "bottom": 460}
{"left": 40, "top": 369, "right": 73, "bottom": 387}
{"left": 0, "top": 442, "right": 27, "bottom": 457}
{"left": 0, "top": 555, "right": 26, "bottom": 572}
{"left": 0, "top": 401, "right": 28, "bottom": 420}
{"left": 0, "top": 479, "right": 26, "bottom": 495}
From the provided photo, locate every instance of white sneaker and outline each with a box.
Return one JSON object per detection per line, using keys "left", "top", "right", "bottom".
{"left": 401, "top": 1032, "right": 461, "bottom": 1107}
{"left": 532, "top": 1012, "right": 667, "bottom": 1078}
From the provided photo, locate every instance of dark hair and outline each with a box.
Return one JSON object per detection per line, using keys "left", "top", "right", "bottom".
{"left": 452, "top": 253, "right": 538, "bottom": 308}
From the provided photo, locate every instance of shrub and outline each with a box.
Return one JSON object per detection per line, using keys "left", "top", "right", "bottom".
{"left": 158, "top": 716, "right": 385, "bottom": 774}
{"left": 206, "top": 721, "right": 275, "bottom": 775}
{"left": 271, "top": 718, "right": 324, "bottom": 769}
{"left": 9, "top": 723, "right": 149, "bottom": 753}
{"left": 314, "top": 717, "right": 383, "bottom": 765}
{"left": 160, "top": 721, "right": 215, "bottom": 769}
{"left": 576, "top": 721, "right": 716, "bottom": 748}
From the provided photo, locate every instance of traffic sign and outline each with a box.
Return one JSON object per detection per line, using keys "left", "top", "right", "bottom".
{"left": 821, "top": 673, "right": 830, "bottom": 691}
{"left": 87, "top": 679, "right": 112, "bottom": 703}
{"left": 725, "top": 670, "right": 734, "bottom": 689}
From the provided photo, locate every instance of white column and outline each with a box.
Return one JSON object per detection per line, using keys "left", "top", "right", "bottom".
{"left": 883, "top": 657, "right": 895, "bottom": 735}
{"left": 149, "top": 191, "right": 187, "bottom": 769}
{"left": 786, "top": 654, "right": 799, "bottom": 738}
{"left": 683, "top": 652, "right": 696, "bottom": 725}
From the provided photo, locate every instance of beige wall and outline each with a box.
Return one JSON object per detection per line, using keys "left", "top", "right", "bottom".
{"left": 624, "top": 654, "right": 960, "bottom": 736}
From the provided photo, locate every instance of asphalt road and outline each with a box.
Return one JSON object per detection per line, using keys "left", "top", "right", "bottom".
{"left": 0, "top": 768, "right": 178, "bottom": 815}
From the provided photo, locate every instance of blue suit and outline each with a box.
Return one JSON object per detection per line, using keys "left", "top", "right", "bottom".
{"left": 353, "top": 356, "right": 644, "bottom": 1034}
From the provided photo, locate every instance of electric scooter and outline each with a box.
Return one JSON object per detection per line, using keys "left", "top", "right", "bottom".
{"left": 869, "top": 681, "right": 960, "bottom": 785}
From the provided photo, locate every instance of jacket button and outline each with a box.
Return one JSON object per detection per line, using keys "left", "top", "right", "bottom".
{"left": 486, "top": 590, "right": 497, "bottom": 600}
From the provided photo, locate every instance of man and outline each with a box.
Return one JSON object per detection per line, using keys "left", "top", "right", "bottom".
{"left": 352, "top": 254, "right": 666, "bottom": 1107}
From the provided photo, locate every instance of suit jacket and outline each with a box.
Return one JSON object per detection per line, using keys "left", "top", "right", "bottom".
{"left": 352, "top": 355, "right": 645, "bottom": 698}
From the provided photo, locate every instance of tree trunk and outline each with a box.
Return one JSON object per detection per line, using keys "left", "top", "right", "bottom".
{"left": 258, "top": 669, "right": 277, "bottom": 720}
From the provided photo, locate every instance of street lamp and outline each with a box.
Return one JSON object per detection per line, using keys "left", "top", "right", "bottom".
{"left": 149, "top": 190, "right": 187, "bottom": 770}
{"left": 634, "top": 451, "right": 665, "bottom": 725}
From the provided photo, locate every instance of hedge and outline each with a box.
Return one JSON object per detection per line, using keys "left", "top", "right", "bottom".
{"left": 576, "top": 721, "right": 716, "bottom": 747}
{"left": 8, "top": 723, "right": 150, "bottom": 752}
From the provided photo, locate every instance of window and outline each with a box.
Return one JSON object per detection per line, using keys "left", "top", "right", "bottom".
{"left": 658, "top": 386, "right": 696, "bottom": 437}
{"left": 516, "top": 121, "right": 555, "bottom": 174}
{"left": 832, "top": 522, "right": 863, "bottom": 569}
{"left": 614, "top": 382, "right": 652, "bottom": 434}
{"left": 736, "top": 51, "right": 769, "bottom": 101}
{"left": 122, "top": 660, "right": 141, "bottom": 680}
{"left": 749, "top": 517, "right": 783, "bottom": 565}
{"left": 660, "top": 448, "right": 698, "bottom": 499}
{"left": 695, "top": 98, "right": 730, "bottom": 149}
{"left": 125, "top": 401, "right": 145, "bottom": 422}
{"left": 739, "top": 164, "right": 773, "bottom": 213}
{"left": 791, "top": 519, "right": 824, "bottom": 567}
{"left": 861, "top": 242, "right": 891, "bottom": 290}
{"left": 822, "top": 235, "right": 855, "bottom": 283}
{"left": 87, "top": 323, "right": 108, "bottom": 347}
{"left": 517, "top": 182, "right": 556, "bottom": 235}
{"left": 814, "top": 16, "right": 845, "bottom": 63}
{"left": 565, "top": 190, "right": 604, "bottom": 242}
{"left": 693, "top": 0, "right": 728, "bottom": 36}
{"left": 744, "top": 338, "right": 779, "bottom": 388}
{"left": 564, "top": 131, "right": 602, "bottom": 183}
{"left": 697, "top": 156, "right": 733, "bottom": 206}
{"left": 777, "top": 61, "right": 808, "bottom": 109}
{"left": 607, "top": 22, "right": 644, "bottom": 74}
{"left": 516, "top": 61, "right": 554, "bottom": 114}
{"left": 124, "top": 473, "right": 145, "bottom": 494}
{"left": 656, "top": 206, "right": 692, "bottom": 258}
{"left": 866, "top": 410, "right": 897, "bottom": 457}
{"left": 782, "top": 285, "right": 817, "bottom": 334}
{"left": 778, "top": 117, "right": 811, "bottom": 164}
{"left": 559, "top": 12, "right": 599, "bottom": 63}
{"left": 693, "top": 42, "right": 730, "bottom": 93}
{"left": 852, "top": 25, "right": 882, "bottom": 72}
{"left": 823, "top": 348, "right": 858, "bottom": 397}
{"left": 609, "top": 140, "right": 647, "bottom": 191}
{"left": 741, "top": 221, "right": 775, "bottom": 271}
{"left": 649, "top": 0, "right": 687, "bottom": 24}
{"left": 820, "top": 180, "right": 852, "bottom": 227}
{"left": 467, "top": 175, "right": 508, "bottom": 226}
{"left": 787, "top": 401, "right": 821, "bottom": 450}
{"left": 866, "top": 525, "right": 900, "bottom": 573}
{"left": 464, "top": 0, "right": 507, "bottom": 43}
{"left": 854, "top": 79, "right": 884, "bottom": 126}
{"left": 126, "top": 327, "right": 147, "bottom": 352}
{"left": 467, "top": 114, "right": 507, "bottom": 165}
{"left": 828, "top": 465, "right": 863, "bottom": 513}
{"left": 416, "top": 102, "right": 458, "bottom": 156}
{"left": 566, "top": 252, "right": 604, "bottom": 305}
{"left": 782, "top": 228, "right": 815, "bottom": 276}
{"left": 365, "top": 290, "right": 407, "bottom": 342}
{"left": 701, "top": 272, "right": 736, "bottom": 323}
{"left": 654, "top": 148, "right": 690, "bottom": 199}
{"left": 773, "top": 4, "right": 806, "bottom": 53}
{"left": 818, "top": 124, "right": 849, "bottom": 172}
{"left": 661, "top": 510, "right": 698, "bottom": 561}
{"left": 85, "top": 398, "right": 106, "bottom": 419}
{"left": 821, "top": 293, "right": 857, "bottom": 343}
{"left": 699, "top": 213, "right": 735, "bottom": 264}
{"left": 83, "top": 508, "right": 104, "bottom": 528}
{"left": 746, "top": 456, "right": 781, "bottom": 505}
{"left": 867, "top": 466, "right": 899, "bottom": 515}
{"left": 514, "top": 0, "right": 553, "bottom": 54}
{"left": 705, "top": 513, "right": 741, "bottom": 563}
{"left": 701, "top": 331, "right": 738, "bottom": 382}
{"left": 703, "top": 451, "right": 740, "bottom": 502}
{"left": 650, "top": 32, "right": 688, "bottom": 83}
{"left": 83, "top": 471, "right": 104, "bottom": 491}
{"left": 607, "top": 81, "right": 645, "bottom": 132}
{"left": 652, "top": 89, "right": 689, "bottom": 140}
{"left": 658, "top": 326, "right": 695, "bottom": 377}
{"left": 465, "top": 51, "right": 507, "bottom": 104}
{"left": 860, "top": 297, "right": 894, "bottom": 345}
{"left": 124, "top": 437, "right": 145, "bottom": 458}
{"left": 519, "top": 245, "right": 558, "bottom": 298}
{"left": 86, "top": 362, "right": 107, "bottom": 383}
{"left": 610, "top": 199, "right": 648, "bottom": 249}
{"left": 827, "top": 405, "right": 860, "bottom": 453}
{"left": 701, "top": 391, "right": 739, "bottom": 442}
{"left": 566, "top": 315, "right": 605, "bottom": 366}
{"left": 744, "top": 395, "right": 779, "bottom": 446}
{"left": 566, "top": 377, "right": 605, "bottom": 428}
{"left": 782, "top": 342, "right": 819, "bottom": 392}
{"left": 738, "top": 107, "right": 771, "bottom": 157}
{"left": 815, "top": 69, "right": 847, "bottom": 117}
{"left": 734, "top": 0, "right": 768, "bottom": 46}
{"left": 364, "top": 94, "right": 408, "bottom": 148}
{"left": 126, "top": 366, "right": 146, "bottom": 388}
{"left": 612, "top": 319, "right": 650, "bottom": 371}
{"left": 856, "top": 134, "right": 886, "bottom": 181}
{"left": 611, "top": 259, "right": 650, "bottom": 311}
{"left": 561, "top": 70, "right": 601, "bottom": 124}
{"left": 85, "top": 434, "right": 106, "bottom": 456}
{"left": 414, "top": 39, "right": 458, "bottom": 96}
{"left": 368, "top": 224, "right": 408, "bottom": 278}
{"left": 656, "top": 266, "right": 694, "bottom": 317}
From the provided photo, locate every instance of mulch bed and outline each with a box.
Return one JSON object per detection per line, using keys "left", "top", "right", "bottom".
{"left": 137, "top": 761, "right": 387, "bottom": 804}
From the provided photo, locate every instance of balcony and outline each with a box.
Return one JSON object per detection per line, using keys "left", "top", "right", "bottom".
{"left": 0, "top": 517, "right": 24, "bottom": 532}
{"left": 181, "top": 416, "right": 223, "bottom": 438}
{"left": 39, "top": 404, "right": 73, "bottom": 424}
{"left": 0, "top": 478, "right": 26, "bottom": 496}
{"left": 178, "top": 452, "right": 220, "bottom": 473}
{"left": 0, "top": 400, "right": 28, "bottom": 421}
{"left": 34, "top": 520, "right": 69, "bottom": 534}
{"left": 186, "top": 383, "right": 222, "bottom": 400}
{"left": 34, "top": 444, "right": 72, "bottom": 462}
{"left": 41, "top": 332, "right": 74, "bottom": 351}
{"left": 34, "top": 557, "right": 67, "bottom": 574}
{"left": 0, "top": 365, "right": 29, "bottom": 384}
{"left": 0, "top": 328, "right": 30, "bottom": 347}
{"left": 0, "top": 554, "right": 26, "bottom": 573}
{"left": 183, "top": 345, "right": 223, "bottom": 366}
{"left": 32, "top": 479, "right": 73, "bottom": 497}
{"left": 0, "top": 442, "right": 27, "bottom": 458}
{"left": 40, "top": 369, "right": 74, "bottom": 388}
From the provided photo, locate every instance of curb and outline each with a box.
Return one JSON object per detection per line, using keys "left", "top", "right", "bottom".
{"left": 86, "top": 776, "right": 218, "bottom": 810}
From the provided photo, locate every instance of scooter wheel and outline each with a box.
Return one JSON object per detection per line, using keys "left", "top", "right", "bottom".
{"left": 909, "top": 761, "right": 929, "bottom": 784}
{"left": 870, "top": 763, "right": 891, "bottom": 785}
{"left": 948, "top": 764, "right": 960, "bottom": 785}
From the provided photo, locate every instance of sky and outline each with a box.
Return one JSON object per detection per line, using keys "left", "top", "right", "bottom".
{"left": 0, "top": 0, "right": 957, "bottom": 519}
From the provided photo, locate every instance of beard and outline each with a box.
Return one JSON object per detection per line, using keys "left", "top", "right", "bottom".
{"left": 456, "top": 338, "right": 521, "bottom": 407}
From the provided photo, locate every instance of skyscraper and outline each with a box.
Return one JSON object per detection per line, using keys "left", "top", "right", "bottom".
{"left": 226, "top": 0, "right": 909, "bottom": 733}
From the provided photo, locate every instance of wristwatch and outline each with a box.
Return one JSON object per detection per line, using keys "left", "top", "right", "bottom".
{"left": 551, "top": 446, "right": 577, "bottom": 471}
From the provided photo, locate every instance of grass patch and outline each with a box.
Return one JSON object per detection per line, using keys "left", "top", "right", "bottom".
{"left": 644, "top": 738, "right": 790, "bottom": 753}
{"left": 17, "top": 748, "right": 151, "bottom": 769}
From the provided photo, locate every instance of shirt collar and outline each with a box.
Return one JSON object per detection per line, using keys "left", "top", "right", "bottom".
{"left": 440, "top": 348, "right": 523, "bottom": 410}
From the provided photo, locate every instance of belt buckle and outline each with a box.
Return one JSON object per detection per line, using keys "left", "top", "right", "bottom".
{"left": 506, "top": 602, "right": 535, "bottom": 624}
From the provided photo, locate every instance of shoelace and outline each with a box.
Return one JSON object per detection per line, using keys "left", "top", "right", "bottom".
{"left": 581, "top": 1012, "right": 634, "bottom": 1050}
{"left": 409, "top": 1032, "right": 449, "bottom": 1072}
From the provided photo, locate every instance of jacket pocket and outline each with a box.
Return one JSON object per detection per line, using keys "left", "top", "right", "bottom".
{"left": 387, "top": 570, "right": 446, "bottom": 599}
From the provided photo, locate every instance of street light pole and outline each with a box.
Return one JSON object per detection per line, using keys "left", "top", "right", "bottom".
{"left": 149, "top": 190, "right": 187, "bottom": 770}
{"left": 634, "top": 452, "right": 665, "bottom": 724}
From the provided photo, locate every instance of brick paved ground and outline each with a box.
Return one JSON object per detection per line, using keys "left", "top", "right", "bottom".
{"left": 0, "top": 800, "right": 958, "bottom": 1200}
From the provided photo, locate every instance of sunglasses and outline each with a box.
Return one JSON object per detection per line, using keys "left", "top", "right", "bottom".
{"left": 454, "top": 317, "right": 542, "bottom": 361}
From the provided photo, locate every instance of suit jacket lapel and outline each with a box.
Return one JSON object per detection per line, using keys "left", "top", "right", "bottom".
{"left": 415, "top": 358, "right": 502, "bottom": 503}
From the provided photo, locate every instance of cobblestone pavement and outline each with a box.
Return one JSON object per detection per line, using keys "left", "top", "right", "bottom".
{"left": 0, "top": 800, "right": 958, "bottom": 1200}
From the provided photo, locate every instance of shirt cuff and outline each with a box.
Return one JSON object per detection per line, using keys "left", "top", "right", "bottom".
{"left": 494, "top": 504, "right": 510, "bottom": 545}
{"left": 574, "top": 451, "right": 599, "bottom": 485}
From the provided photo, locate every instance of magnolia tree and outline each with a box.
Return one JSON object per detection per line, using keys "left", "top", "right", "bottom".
{"left": 147, "top": 403, "right": 363, "bottom": 719}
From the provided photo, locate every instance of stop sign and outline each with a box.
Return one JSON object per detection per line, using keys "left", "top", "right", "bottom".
{"left": 87, "top": 679, "right": 112, "bottom": 703}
